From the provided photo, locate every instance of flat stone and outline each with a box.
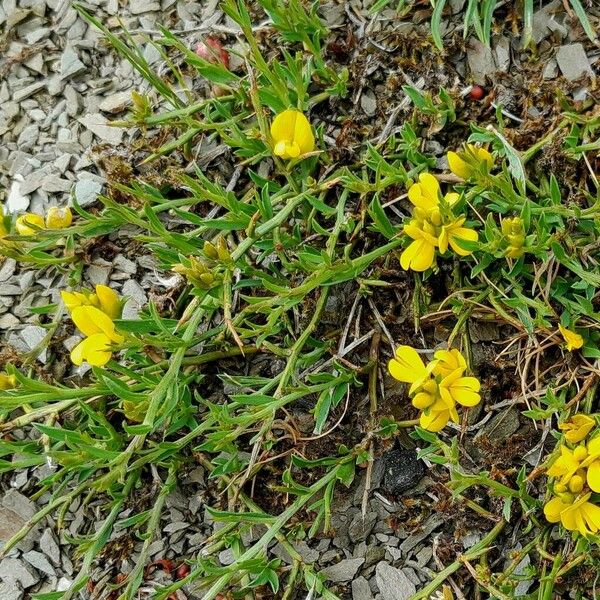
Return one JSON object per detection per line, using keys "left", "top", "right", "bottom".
{"left": 130, "top": 0, "right": 160, "bottom": 13}
{"left": 494, "top": 36, "right": 510, "bottom": 71}
{"left": 22, "top": 550, "right": 55, "bottom": 576}
{"left": 1, "top": 490, "right": 36, "bottom": 521}
{"left": 121, "top": 279, "right": 147, "bottom": 319}
{"left": 556, "top": 44, "right": 593, "bottom": 82}
{"left": 467, "top": 38, "right": 495, "bottom": 83}
{"left": 479, "top": 408, "right": 520, "bottom": 445}
{"left": 0, "top": 259, "right": 17, "bottom": 282}
{"left": 87, "top": 264, "right": 111, "bottom": 286}
{"left": 361, "top": 89, "right": 377, "bottom": 116}
{"left": 78, "top": 113, "right": 124, "bottom": 146}
{"left": 375, "top": 562, "right": 416, "bottom": 600}
{"left": 0, "top": 506, "right": 28, "bottom": 549}
{"left": 74, "top": 178, "right": 103, "bottom": 207}
{"left": 0, "top": 558, "right": 39, "bottom": 588}
{"left": 39, "top": 529, "right": 60, "bottom": 566}
{"left": 21, "top": 325, "right": 47, "bottom": 363}
{"left": 42, "top": 175, "right": 72, "bottom": 193}
{"left": 0, "top": 313, "right": 20, "bottom": 329}
{"left": 352, "top": 576, "right": 374, "bottom": 600}
{"left": 99, "top": 91, "right": 132, "bottom": 114}
{"left": 0, "top": 580, "right": 24, "bottom": 600}
{"left": 12, "top": 81, "right": 45, "bottom": 102}
{"left": 348, "top": 511, "right": 377, "bottom": 543}
{"left": 321, "top": 558, "right": 364, "bottom": 583}
{"left": 531, "top": 0, "right": 561, "bottom": 43}
{"left": 60, "top": 45, "right": 86, "bottom": 79}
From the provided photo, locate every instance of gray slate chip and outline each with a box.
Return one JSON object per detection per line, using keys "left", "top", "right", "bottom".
{"left": 375, "top": 562, "right": 416, "bottom": 600}
{"left": 321, "top": 557, "right": 364, "bottom": 582}
{"left": 556, "top": 44, "right": 593, "bottom": 82}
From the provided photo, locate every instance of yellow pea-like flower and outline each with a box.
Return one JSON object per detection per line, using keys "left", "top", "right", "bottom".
{"left": 61, "top": 285, "right": 122, "bottom": 320}
{"left": 71, "top": 306, "right": 123, "bottom": 343}
{"left": 447, "top": 144, "right": 493, "bottom": 180}
{"left": 559, "top": 415, "right": 595, "bottom": 444}
{"left": 15, "top": 213, "right": 45, "bottom": 235}
{"left": 70, "top": 333, "right": 114, "bottom": 367}
{"left": 69, "top": 305, "right": 124, "bottom": 367}
{"left": 45, "top": 206, "right": 73, "bottom": 229}
{"left": 558, "top": 324, "right": 584, "bottom": 351}
{"left": 270, "top": 109, "right": 315, "bottom": 160}
{"left": 0, "top": 372, "right": 17, "bottom": 390}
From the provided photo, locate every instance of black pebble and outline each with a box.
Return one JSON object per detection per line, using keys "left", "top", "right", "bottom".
{"left": 382, "top": 447, "right": 425, "bottom": 495}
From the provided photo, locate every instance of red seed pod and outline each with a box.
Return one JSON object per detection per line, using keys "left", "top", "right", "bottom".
{"left": 195, "top": 38, "right": 230, "bottom": 69}
{"left": 469, "top": 85, "right": 485, "bottom": 100}
{"left": 175, "top": 563, "right": 191, "bottom": 579}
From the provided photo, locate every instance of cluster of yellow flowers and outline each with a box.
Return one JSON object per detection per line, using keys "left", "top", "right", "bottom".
{"left": 388, "top": 346, "right": 481, "bottom": 432}
{"left": 16, "top": 207, "right": 72, "bottom": 235}
{"left": 544, "top": 414, "right": 600, "bottom": 537}
{"left": 61, "top": 285, "right": 123, "bottom": 367}
{"left": 400, "top": 173, "right": 479, "bottom": 272}
{"left": 0, "top": 206, "right": 73, "bottom": 238}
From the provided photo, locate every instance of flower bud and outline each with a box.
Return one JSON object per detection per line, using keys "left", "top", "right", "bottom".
{"left": 45, "top": 206, "right": 73, "bottom": 229}
{"left": 573, "top": 446, "right": 588, "bottom": 461}
{"left": 16, "top": 213, "right": 45, "bottom": 235}
{"left": 195, "top": 38, "right": 230, "bottom": 69}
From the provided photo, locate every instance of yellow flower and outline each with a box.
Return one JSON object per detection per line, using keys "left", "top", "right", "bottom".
{"left": 388, "top": 345, "right": 481, "bottom": 433}
{"left": 45, "top": 207, "right": 72, "bottom": 229}
{"left": 547, "top": 445, "right": 587, "bottom": 487}
{"left": 419, "top": 400, "right": 452, "bottom": 432}
{"left": 580, "top": 436, "right": 600, "bottom": 493}
{"left": 94, "top": 285, "right": 122, "bottom": 320}
{"left": 439, "top": 368, "right": 481, "bottom": 408}
{"left": 559, "top": 415, "right": 595, "bottom": 444}
{"left": 388, "top": 345, "right": 429, "bottom": 392}
{"left": 61, "top": 285, "right": 122, "bottom": 320}
{"left": 15, "top": 213, "right": 45, "bottom": 235}
{"left": 447, "top": 144, "right": 493, "bottom": 180}
{"left": 408, "top": 173, "right": 442, "bottom": 211}
{"left": 411, "top": 379, "right": 439, "bottom": 410}
{"left": 438, "top": 217, "right": 478, "bottom": 256}
{"left": 400, "top": 226, "right": 437, "bottom": 272}
{"left": 501, "top": 217, "right": 526, "bottom": 258}
{"left": 270, "top": 109, "right": 315, "bottom": 160}
{"left": 558, "top": 324, "right": 583, "bottom": 351}
{"left": 70, "top": 306, "right": 124, "bottom": 367}
{"left": 432, "top": 349, "right": 466, "bottom": 378}
{"left": 544, "top": 492, "right": 600, "bottom": 536}
{"left": 0, "top": 372, "right": 17, "bottom": 390}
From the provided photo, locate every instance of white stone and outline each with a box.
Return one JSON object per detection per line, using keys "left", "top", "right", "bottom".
{"left": 6, "top": 175, "right": 30, "bottom": 213}
{"left": 74, "top": 178, "right": 102, "bottom": 207}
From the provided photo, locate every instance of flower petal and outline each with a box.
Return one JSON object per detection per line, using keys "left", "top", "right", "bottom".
{"left": 418, "top": 173, "right": 440, "bottom": 205}
{"left": 420, "top": 408, "right": 450, "bottom": 432}
{"left": 70, "top": 333, "right": 112, "bottom": 367}
{"left": 388, "top": 346, "right": 427, "bottom": 383}
{"left": 96, "top": 285, "right": 121, "bottom": 319}
{"left": 448, "top": 227, "right": 478, "bottom": 256}
{"left": 447, "top": 151, "right": 471, "bottom": 179}
{"left": 587, "top": 460, "right": 600, "bottom": 493}
{"left": 71, "top": 306, "right": 124, "bottom": 343}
